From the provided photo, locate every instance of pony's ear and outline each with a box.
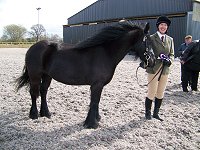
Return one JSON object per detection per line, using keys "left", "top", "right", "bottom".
{"left": 144, "top": 22, "right": 150, "bottom": 34}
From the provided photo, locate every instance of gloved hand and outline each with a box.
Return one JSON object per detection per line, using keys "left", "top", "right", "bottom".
{"left": 163, "top": 59, "right": 171, "bottom": 67}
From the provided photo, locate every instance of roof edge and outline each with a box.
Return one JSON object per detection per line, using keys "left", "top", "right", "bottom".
{"left": 68, "top": 1, "right": 98, "bottom": 20}
{"left": 193, "top": 0, "right": 200, "bottom": 3}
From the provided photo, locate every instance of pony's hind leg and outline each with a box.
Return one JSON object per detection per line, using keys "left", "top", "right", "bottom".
{"left": 29, "top": 81, "right": 40, "bottom": 119}
{"left": 40, "top": 74, "right": 52, "bottom": 118}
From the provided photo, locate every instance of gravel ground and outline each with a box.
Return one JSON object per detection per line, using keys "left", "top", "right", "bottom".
{"left": 0, "top": 48, "right": 200, "bottom": 150}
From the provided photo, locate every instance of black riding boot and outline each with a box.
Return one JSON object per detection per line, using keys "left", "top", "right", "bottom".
{"left": 153, "top": 98, "right": 163, "bottom": 121}
{"left": 145, "top": 97, "right": 152, "bottom": 120}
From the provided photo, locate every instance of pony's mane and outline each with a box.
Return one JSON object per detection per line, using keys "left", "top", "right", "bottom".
{"left": 74, "top": 21, "right": 143, "bottom": 50}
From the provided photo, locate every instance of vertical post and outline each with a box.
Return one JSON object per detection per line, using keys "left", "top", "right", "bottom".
{"left": 36, "top": 7, "right": 41, "bottom": 41}
{"left": 36, "top": 7, "right": 41, "bottom": 25}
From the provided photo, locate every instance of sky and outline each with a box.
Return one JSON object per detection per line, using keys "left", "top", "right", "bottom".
{"left": 0, "top": 0, "right": 97, "bottom": 38}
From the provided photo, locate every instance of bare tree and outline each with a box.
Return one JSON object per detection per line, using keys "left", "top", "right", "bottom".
{"left": 46, "top": 34, "right": 62, "bottom": 42}
{"left": 2, "top": 24, "right": 27, "bottom": 42}
{"left": 29, "top": 24, "right": 46, "bottom": 41}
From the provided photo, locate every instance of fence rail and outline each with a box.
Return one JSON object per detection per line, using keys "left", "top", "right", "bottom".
{"left": 0, "top": 42, "right": 36, "bottom": 44}
{"left": 0, "top": 42, "right": 36, "bottom": 48}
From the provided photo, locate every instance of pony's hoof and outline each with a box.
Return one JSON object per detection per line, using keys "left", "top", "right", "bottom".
{"left": 40, "top": 111, "right": 51, "bottom": 119}
{"left": 96, "top": 115, "right": 101, "bottom": 122}
{"left": 29, "top": 109, "right": 38, "bottom": 119}
{"left": 29, "top": 113, "right": 38, "bottom": 119}
{"left": 83, "top": 121, "right": 99, "bottom": 129}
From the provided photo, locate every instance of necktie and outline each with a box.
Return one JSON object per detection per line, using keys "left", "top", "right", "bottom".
{"left": 161, "top": 36, "right": 164, "bottom": 42}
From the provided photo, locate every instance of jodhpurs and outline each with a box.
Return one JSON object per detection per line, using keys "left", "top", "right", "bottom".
{"left": 147, "top": 71, "right": 168, "bottom": 100}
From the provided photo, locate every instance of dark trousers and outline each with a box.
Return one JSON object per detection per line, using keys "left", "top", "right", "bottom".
{"left": 191, "top": 71, "right": 199, "bottom": 90}
{"left": 181, "top": 64, "right": 191, "bottom": 84}
{"left": 182, "top": 64, "right": 199, "bottom": 91}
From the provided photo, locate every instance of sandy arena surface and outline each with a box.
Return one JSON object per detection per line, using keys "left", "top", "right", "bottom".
{"left": 0, "top": 48, "right": 200, "bottom": 150}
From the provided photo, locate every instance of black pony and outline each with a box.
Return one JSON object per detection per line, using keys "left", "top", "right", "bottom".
{"left": 183, "top": 40, "right": 200, "bottom": 71}
{"left": 16, "top": 21, "right": 155, "bottom": 129}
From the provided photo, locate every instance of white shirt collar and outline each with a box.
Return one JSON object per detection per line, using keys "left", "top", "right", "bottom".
{"left": 157, "top": 31, "right": 166, "bottom": 41}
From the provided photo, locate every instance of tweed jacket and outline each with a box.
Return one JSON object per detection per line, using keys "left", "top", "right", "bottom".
{"left": 146, "top": 33, "right": 174, "bottom": 75}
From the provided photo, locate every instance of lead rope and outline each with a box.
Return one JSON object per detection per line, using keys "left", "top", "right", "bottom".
{"left": 136, "top": 64, "right": 164, "bottom": 87}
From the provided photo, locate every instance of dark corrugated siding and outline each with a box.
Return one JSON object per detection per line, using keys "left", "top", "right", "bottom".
{"left": 63, "top": 22, "right": 118, "bottom": 43}
{"left": 68, "top": 0, "right": 192, "bottom": 25}
{"left": 64, "top": 16, "right": 187, "bottom": 56}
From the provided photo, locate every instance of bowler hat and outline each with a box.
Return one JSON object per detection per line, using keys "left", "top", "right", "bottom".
{"left": 156, "top": 16, "right": 171, "bottom": 27}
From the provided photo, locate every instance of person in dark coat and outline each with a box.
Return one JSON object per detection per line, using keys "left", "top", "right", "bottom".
{"left": 178, "top": 35, "right": 193, "bottom": 91}
{"left": 178, "top": 35, "right": 193, "bottom": 57}
{"left": 180, "top": 40, "right": 200, "bottom": 92}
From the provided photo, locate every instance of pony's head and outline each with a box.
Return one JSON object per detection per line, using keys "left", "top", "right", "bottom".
{"left": 130, "top": 22, "right": 155, "bottom": 68}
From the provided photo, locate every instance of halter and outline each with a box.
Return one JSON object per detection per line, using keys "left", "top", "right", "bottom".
{"left": 136, "top": 53, "right": 169, "bottom": 87}
{"left": 136, "top": 35, "right": 155, "bottom": 87}
{"left": 142, "top": 35, "right": 152, "bottom": 68}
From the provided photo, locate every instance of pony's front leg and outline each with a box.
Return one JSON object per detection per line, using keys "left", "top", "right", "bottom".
{"left": 84, "top": 83, "right": 103, "bottom": 129}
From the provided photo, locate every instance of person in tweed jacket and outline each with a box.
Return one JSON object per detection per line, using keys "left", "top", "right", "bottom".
{"left": 145, "top": 16, "right": 174, "bottom": 121}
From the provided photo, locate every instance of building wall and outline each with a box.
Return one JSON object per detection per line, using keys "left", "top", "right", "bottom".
{"left": 68, "top": 0, "right": 192, "bottom": 25}
{"left": 64, "top": 15, "right": 188, "bottom": 56}
{"left": 63, "top": 0, "right": 199, "bottom": 57}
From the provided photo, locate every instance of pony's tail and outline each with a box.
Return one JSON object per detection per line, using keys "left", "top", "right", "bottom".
{"left": 15, "top": 65, "right": 30, "bottom": 92}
